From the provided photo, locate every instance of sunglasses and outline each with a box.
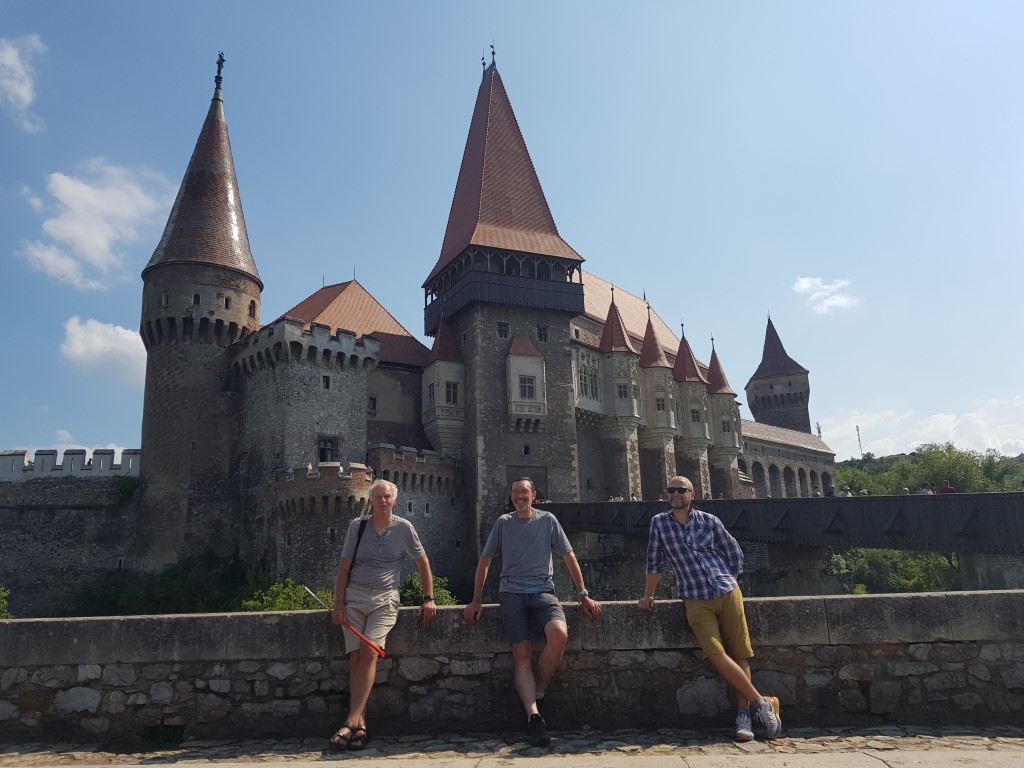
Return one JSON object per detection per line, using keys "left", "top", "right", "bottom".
{"left": 666, "top": 487, "right": 692, "bottom": 494}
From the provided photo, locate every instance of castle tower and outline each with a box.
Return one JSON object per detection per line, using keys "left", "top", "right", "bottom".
{"left": 745, "top": 318, "right": 811, "bottom": 433}
{"left": 638, "top": 311, "right": 676, "bottom": 499}
{"left": 422, "top": 60, "right": 585, "bottom": 544}
{"left": 422, "top": 315, "right": 466, "bottom": 456}
{"left": 672, "top": 328, "right": 712, "bottom": 497}
{"left": 597, "top": 293, "right": 642, "bottom": 499}
{"left": 138, "top": 55, "right": 262, "bottom": 565}
{"left": 706, "top": 342, "right": 741, "bottom": 498}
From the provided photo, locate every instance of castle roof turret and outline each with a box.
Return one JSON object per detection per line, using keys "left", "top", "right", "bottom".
{"left": 427, "top": 316, "right": 464, "bottom": 364}
{"left": 707, "top": 344, "right": 736, "bottom": 395}
{"left": 598, "top": 293, "right": 638, "bottom": 354}
{"left": 747, "top": 317, "right": 808, "bottom": 384}
{"left": 672, "top": 329, "right": 708, "bottom": 384}
{"left": 423, "top": 63, "right": 582, "bottom": 287}
{"left": 638, "top": 313, "right": 670, "bottom": 368}
{"left": 143, "top": 54, "right": 261, "bottom": 287}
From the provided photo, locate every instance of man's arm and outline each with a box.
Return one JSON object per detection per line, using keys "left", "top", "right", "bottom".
{"left": 463, "top": 555, "right": 492, "bottom": 623}
{"left": 562, "top": 551, "right": 602, "bottom": 619}
{"left": 711, "top": 516, "right": 745, "bottom": 576}
{"left": 638, "top": 572, "right": 661, "bottom": 611}
{"left": 331, "top": 557, "right": 352, "bottom": 626}
{"left": 639, "top": 517, "right": 662, "bottom": 611}
{"left": 414, "top": 555, "right": 437, "bottom": 623}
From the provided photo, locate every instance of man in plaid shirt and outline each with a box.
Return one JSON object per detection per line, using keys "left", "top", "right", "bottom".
{"left": 638, "top": 475, "right": 781, "bottom": 742}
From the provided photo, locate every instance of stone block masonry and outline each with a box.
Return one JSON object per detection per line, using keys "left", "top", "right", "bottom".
{"left": 1, "top": 592, "right": 1023, "bottom": 743}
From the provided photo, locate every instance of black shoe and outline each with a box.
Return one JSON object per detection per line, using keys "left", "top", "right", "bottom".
{"left": 528, "top": 713, "right": 549, "bottom": 747}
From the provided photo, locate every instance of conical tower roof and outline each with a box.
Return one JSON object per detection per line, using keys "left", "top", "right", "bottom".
{"left": 427, "top": 315, "right": 464, "bottom": 364}
{"left": 639, "top": 314, "right": 670, "bottom": 368}
{"left": 672, "top": 329, "right": 708, "bottom": 384}
{"left": 707, "top": 345, "right": 736, "bottom": 395}
{"left": 747, "top": 318, "right": 807, "bottom": 382}
{"left": 598, "top": 294, "right": 638, "bottom": 354}
{"left": 143, "top": 58, "right": 261, "bottom": 287}
{"left": 424, "top": 63, "right": 582, "bottom": 286}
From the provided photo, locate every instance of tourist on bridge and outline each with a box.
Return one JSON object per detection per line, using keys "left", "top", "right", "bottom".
{"left": 329, "top": 479, "right": 437, "bottom": 750}
{"left": 638, "top": 475, "right": 782, "bottom": 743}
{"left": 464, "top": 476, "right": 602, "bottom": 747}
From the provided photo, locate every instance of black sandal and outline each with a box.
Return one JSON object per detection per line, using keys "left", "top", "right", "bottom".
{"left": 348, "top": 725, "right": 369, "bottom": 751}
{"left": 329, "top": 722, "right": 356, "bottom": 750}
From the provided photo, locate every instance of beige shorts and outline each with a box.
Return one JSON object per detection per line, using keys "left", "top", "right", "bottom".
{"left": 343, "top": 584, "right": 400, "bottom": 655}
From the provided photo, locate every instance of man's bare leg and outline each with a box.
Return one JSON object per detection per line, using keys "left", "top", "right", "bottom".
{"left": 535, "top": 620, "right": 569, "bottom": 698}
{"left": 511, "top": 640, "right": 540, "bottom": 717}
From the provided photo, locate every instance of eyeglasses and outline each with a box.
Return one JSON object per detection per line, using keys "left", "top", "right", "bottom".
{"left": 666, "top": 487, "right": 692, "bottom": 494}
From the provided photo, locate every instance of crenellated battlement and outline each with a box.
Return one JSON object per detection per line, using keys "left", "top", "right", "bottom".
{"left": 0, "top": 449, "right": 141, "bottom": 483}
{"left": 230, "top": 317, "right": 380, "bottom": 378}
{"left": 272, "top": 461, "right": 375, "bottom": 517}
{"left": 368, "top": 444, "right": 461, "bottom": 496}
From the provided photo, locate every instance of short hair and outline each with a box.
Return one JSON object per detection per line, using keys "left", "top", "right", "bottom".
{"left": 368, "top": 478, "right": 398, "bottom": 498}
{"left": 512, "top": 476, "right": 535, "bottom": 492}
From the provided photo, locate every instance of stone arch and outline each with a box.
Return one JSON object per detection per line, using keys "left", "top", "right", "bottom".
{"left": 798, "top": 468, "right": 808, "bottom": 497}
{"left": 810, "top": 470, "right": 819, "bottom": 493}
{"left": 821, "top": 471, "right": 833, "bottom": 493}
{"left": 751, "top": 462, "right": 767, "bottom": 498}
{"left": 783, "top": 466, "right": 797, "bottom": 497}
{"left": 768, "top": 465, "right": 782, "bottom": 498}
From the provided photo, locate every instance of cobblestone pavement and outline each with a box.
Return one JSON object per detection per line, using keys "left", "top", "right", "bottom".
{"left": 2, "top": 725, "right": 1024, "bottom": 767}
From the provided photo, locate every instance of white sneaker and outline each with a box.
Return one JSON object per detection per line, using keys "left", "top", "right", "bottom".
{"left": 735, "top": 710, "right": 754, "bottom": 742}
{"left": 752, "top": 695, "right": 782, "bottom": 739}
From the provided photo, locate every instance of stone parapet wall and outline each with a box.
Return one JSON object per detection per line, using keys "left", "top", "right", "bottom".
{"left": 1, "top": 592, "right": 1022, "bottom": 743}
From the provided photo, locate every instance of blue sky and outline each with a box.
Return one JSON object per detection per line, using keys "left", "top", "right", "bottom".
{"left": 2, "top": 1, "right": 1023, "bottom": 464}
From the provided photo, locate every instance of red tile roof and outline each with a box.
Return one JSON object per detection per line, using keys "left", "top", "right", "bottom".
{"left": 581, "top": 271, "right": 679, "bottom": 355}
{"left": 427, "top": 316, "right": 464, "bottom": 364}
{"left": 672, "top": 333, "right": 708, "bottom": 384}
{"left": 707, "top": 348, "right": 736, "bottom": 395}
{"left": 747, "top": 318, "right": 807, "bottom": 384}
{"left": 279, "top": 281, "right": 429, "bottom": 367}
{"left": 424, "top": 65, "right": 582, "bottom": 286}
{"left": 144, "top": 84, "right": 261, "bottom": 287}
{"left": 741, "top": 419, "right": 834, "bottom": 455}
{"left": 508, "top": 337, "right": 543, "bottom": 357}
{"left": 598, "top": 297, "right": 638, "bottom": 354}
{"left": 639, "top": 316, "right": 670, "bottom": 368}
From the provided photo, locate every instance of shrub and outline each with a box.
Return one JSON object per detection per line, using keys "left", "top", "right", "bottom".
{"left": 399, "top": 572, "right": 458, "bottom": 606}
{"left": 0, "top": 584, "right": 11, "bottom": 619}
{"left": 240, "top": 579, "right": 333, "bottom": 611}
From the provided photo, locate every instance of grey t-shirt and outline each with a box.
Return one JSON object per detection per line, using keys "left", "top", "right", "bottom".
{"left": 481, "top": 507, "right": 572, "bottom": 594}
{"left": 342, "top": 515, "right": 425, "bottom": 590}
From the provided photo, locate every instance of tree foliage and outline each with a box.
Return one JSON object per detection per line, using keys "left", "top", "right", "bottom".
{"left": 831, "top": 548, "right": 960, "bottom": 594}
{"left": 0, "top": 584, "right": 11, "bottom": 619}
{"left": 398, "top": 572, "right": 458, "bottom": 606}
{"left": 836, "top": 442, "right": 1024, "bottom": 495}
{"left": 240, "top": 578, "right": 332, "bottom": 611}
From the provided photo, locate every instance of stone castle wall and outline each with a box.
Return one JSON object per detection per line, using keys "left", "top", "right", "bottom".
{"left": 1, "top": 592, "right": 1021, "bottom": 742}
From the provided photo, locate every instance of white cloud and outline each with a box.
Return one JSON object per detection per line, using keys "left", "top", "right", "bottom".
{"left": 60, "top": 316, "right": 146, "bottom": 386}
{"left": 792, "top": 276, "right": 861, "bottom": 314}
{"left": 0, "top": 33, "right": 46, "bottom": 133}
{"left": 18, "top": 158, "right": 174, "bottom": 290}
{"left": 820, "top": 396, "right": 1024, "bottom": 460}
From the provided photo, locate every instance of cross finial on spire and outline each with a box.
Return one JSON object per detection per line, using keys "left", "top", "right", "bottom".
{"left": 680, "top": 322, "right": 685, "bottom": 339}
{"left": 215, "top": 51, "right": 225, "bottom": 89}
{"left": 711, "top": 334, "right": 716, "bottom": 351}
{"left": 491, "top": 41, "right": 496, "bottom": 65}
{"left": 481, "top": 51, "right": 486, "bottom": 71}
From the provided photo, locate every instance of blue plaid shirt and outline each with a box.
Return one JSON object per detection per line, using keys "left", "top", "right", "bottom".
{"left": 645, "top": 508, "right": 744, "bottom": 600}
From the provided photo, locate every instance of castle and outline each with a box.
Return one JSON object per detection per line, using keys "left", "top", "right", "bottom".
{"left": 1, "top": 58, "right": 834, "bottom": 610}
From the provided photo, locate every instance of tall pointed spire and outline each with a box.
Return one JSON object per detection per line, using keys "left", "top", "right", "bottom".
{"left": 748, "top": 318, "right": 807, "bottom": 382}
{"left": 143, "top": 53, "right": 261, "bottom": 287}
{"left": 672, "top": 326, "right": 708, "bottom": 383}
{"left": 424, "top": 63, "right": 582, "bottom": 286}
{"left": 638, "top": 310, "right": 670, "bottom": 368}
{"left": 706, "top": 340, "right": 735, "bottom": 395}
{"left": 598, "top": 293, "right": 638, "bottom": 354}
{"left": 428, "top": 315, "right": 464, "bottom": 364}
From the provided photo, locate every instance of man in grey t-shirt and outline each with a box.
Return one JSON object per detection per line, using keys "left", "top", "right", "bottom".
{"left": 464, "top": 477, "right": 602, "bottom": 746}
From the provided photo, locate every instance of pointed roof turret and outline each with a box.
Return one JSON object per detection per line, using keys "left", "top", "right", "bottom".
{"left": 748, "top": 317, "right": 808, "bottom": 382}
{"left": 638, "top": 310, "right": 670, "bottom": 368}
{"left": 672, "top": 326, "right": 708, "bottom": 384}
{"left": 144, "top": 54, "right": 261, "bottom": 287}
{"left": 427, "top": 315, "right": 464, "bottom": 364}
{"left": 706, "top": 340, "right": 736, "bottom": 395}
{"left": 598, "top": 291, "right": 638, "bottom": 354}
{"left": 424, "top": 63, "right": 582, "bottom": 286}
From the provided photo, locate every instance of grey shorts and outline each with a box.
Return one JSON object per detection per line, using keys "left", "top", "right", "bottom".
{"left": 498, "top": 591, "right": 566, "bottom": 645}
{"left": 343, "top": 584, "right": 400, "bottom": 655}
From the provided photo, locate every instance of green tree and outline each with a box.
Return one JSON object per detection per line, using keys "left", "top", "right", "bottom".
{"left": 0, "top": 584, "right": 11, "bottom": 619}
{"left": 398, "top": 572, "right": 458, "bottom": 606}
{"left": 240, "top": 579, "right": 333, "bottom": 611}
{"left": 831, "top": 548, "right": 960, "bottom": 593}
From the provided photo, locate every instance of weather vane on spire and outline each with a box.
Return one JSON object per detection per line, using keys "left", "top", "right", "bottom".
{"left": 490, "top": 41, "right": 496, "bottom": 65}
{"left": 215, "top": 52, "right": 225, "bottom": 89}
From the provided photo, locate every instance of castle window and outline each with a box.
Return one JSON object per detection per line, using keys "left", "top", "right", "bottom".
{"left": 722, "top": 421, "right": 732, "bottom": 433}
{"left": 691, "top": 409, "right": 701, "bottom": 423}
{"left": 318, "top": 436, "right": 338, "bottom": 462}
{"left": 617, "top": 384, "right": 628, "bottom": 399}
{"left": 497, "top": 321, "right": 509, "bottom": 339}
{"left": 656, "top": 397, "right": 666, "bottom": 411}
{"left": 574, "top": 329, "right": 580, "bottom": 339}
{"left": 427, "top": 383, "right": 435, "bottom": 406}
{"left": 323, "top": 375, "right": 331, "bottom": 390}
{"left": 537, "top": 325, "right": 548, "bottom": 342}
{"left": 589, "top": 369, "right": 599, "bottom": 400}
{"left": 328, "top": 527, "right": 337, "bottom": 542}
{"left": 407, "top": 501, "right": 413, "bottom": 514}
{"left": 161, "top": 292, "right": 169, "bottom": 308}
{"left": 368, "top": 396, "right": 377, "bottom": 412}
{"left": 523, "top": 444, "right": 531, "bottom": 456}
{"left": 224, "top": 297, "right": 231, "bottom": 310}
{"left": 445, "top": 382, "right": 459, "bottom": 405}
{"left": 192, "top": 293, "right": 200, "bottom": 305}
{"left": 519, "top": 376, "right": 536, "bottom": 400}
{"left": 425, "top": 503, "right": 431, "bottom": 517}
{"left": 248, "top": 300, "right": 256, "bottom": 318}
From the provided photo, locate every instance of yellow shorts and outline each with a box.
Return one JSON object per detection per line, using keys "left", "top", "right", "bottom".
{"left": 343, "top": 584, "right": 400, "bottom": 655}
{"left": 684, "top": 586, "right": 754, "bottom": 659}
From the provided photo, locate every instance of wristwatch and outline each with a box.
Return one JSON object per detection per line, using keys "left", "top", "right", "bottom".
{"left": 577, "top": 589, "right": 589, "bottom": 598}
{"left": 422, "top": 595, "right": 435, "bottom": 602}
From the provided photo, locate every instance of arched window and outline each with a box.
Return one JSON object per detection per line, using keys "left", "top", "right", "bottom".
{"left": 192, "top": 293, "right": 200, "bottom": 305}
{"left": 248, "top": 300, "right": 256, "bottom": 318}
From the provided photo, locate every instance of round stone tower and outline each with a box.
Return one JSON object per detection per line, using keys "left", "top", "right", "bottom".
{"left": 138, "top": 55, "right": 262, "bottom": 565}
